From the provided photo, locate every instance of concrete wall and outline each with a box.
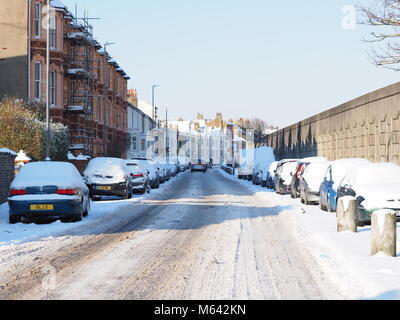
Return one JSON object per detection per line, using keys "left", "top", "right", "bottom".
{"left": 265, "top": 82, "right": 400, "bottom": 164}
{"left": 0, "top": 152, "right": 16, "bottom": 204}
{"left": 0, "top": 0, "right": 28, "bottom": 99}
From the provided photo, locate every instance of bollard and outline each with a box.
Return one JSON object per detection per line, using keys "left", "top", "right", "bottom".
{"left": 371, "top": 209, "right": 397, "bottom": 257}
{"left": 336, "top": 196, "right": 358, "bottom": 233}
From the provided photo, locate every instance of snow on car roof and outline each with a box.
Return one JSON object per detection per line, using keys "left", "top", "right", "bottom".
{"left": 343, "top": 162, "right": 400, "bottom": 188}
{"left": 11, "top": 162, "right": 84, "bottom": 189}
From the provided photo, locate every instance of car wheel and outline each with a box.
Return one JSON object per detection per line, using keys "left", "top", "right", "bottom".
{"left": 83, "top": 198, "right": 90, "bottom": 217}
{"left": 9, "top": 215, "right": 21, "bottom": 224}
{"left": 304, "top": 193, "right": 310, "bottom": 205}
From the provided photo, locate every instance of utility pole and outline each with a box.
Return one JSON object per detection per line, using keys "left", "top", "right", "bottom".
{"left": 166, "top": 107, "right": 169, "bottom": 164}
{"left": 152, "top": 84, "right": 159, "bottom": 127}
{"left": 45, "top": 0, "right": 50, "bottom": 160}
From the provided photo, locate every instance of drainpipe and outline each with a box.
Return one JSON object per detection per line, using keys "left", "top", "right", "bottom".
{"left": 27, "top": 0, "right": 32, "bottom": 101}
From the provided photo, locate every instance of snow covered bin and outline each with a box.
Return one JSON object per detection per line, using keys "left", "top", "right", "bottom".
{"left": 0, "top": 148, "right": 17, "bottom": 203}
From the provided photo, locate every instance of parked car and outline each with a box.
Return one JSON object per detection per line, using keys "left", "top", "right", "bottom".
{"left": 262, "top": 161, "right": 279, "bottom": 188}
{"left": 251, "top": 147, "right": 275, "bottom": 186}
{"left": 126, "top": 160, "right": 151, "bottom": 194}
{"left": 191, "top": 159, "right": 208, "bottom": 172}
{"left": 156, "top": 157, "right": 171, "bottom": 183}
{"left": 274, "top": 160, "right": 298, "bottom": 194}
{"left": 319, "top": 158, "right": 370, "bottom": 212}
{"left": 299, "top": 161, "right": 330, "bottom": 205}
{"left": 130, "top": 156, "right": 161, "bottom": 189}
{"left": 84, "top": 157, "right": 132, "bottom": 200}
{"left": 336, "top": 162, "right": 400, "bottom": 226}
{"left": 290, "top": 157, "right": 327, "bottom": 198}
{"left": 8, "top": 161, "right": 90, "bottom": 223}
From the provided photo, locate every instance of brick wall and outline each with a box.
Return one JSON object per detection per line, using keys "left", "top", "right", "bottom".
{"left": 0, "top": 152, "right": 16, "bottom": 203}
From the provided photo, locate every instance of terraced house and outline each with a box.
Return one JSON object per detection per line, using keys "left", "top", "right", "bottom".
{"left": 0, "top": 0, "right": 130, "bottom": 158}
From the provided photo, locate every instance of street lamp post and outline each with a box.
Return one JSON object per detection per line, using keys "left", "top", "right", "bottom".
{"left": 103, "top": 41, "right": 115, "bottom": 156}
{"left": 152, "top": 84, "right": 159, "bottom": 127}
{"left": 45, "top": 0, "right": 50, "bottom": 160}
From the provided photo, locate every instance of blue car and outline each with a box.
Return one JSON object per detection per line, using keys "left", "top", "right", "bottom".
{"left": 319, "top": 158, "right": 370, "bottom": 212}
{"left": 8, "top": 161, "right": 90, "bottom": 224}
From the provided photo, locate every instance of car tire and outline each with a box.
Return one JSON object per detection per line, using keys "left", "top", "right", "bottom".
{"left": 83, "top": 199, "right": 90, "bottom": 217}
{"left": 304, "top": 193, "right": 310, "bottom": 205}
{"left": 9, "top": 215, "right": 21, "bottom": 224}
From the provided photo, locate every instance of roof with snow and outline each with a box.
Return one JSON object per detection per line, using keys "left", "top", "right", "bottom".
{"left": 0, "top": 148, "right": 17, "bottom": 156}
{"left": 51, "top": 0, "right": 66, "bottom": 9}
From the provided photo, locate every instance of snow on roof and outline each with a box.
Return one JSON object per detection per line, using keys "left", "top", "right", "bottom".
{"left": 51, "top": 0, "right": 66, "bottom": 9}
{"left": 0, "top": 148, "right": 17, "bottom": 156}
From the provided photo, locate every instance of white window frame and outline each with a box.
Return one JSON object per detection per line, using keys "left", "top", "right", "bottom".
{"left": 50, "top": 70, "right": 56, "bottom": 106}
{"left": 34, "top": 61, "right": 41, "bottom": 101}
{"left": 34, "top": 2, "right": 41, "bottom": 38}
{"left": 49, "top": 15, "right": 56, "bottom": 49}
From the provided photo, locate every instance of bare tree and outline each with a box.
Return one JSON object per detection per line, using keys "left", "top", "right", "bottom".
{"left": 357, "top": 0, "right": 400, "bottom": 70}
{"left": 238, "top": 118, "right": 273, "bottom": 147}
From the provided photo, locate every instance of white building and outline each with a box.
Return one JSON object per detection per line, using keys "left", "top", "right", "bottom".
{"left": 127, "top": 103, "right": 156, "bottom": 157}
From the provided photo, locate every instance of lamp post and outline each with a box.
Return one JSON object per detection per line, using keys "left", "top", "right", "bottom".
{"left": 103, "top": 41, "right": 115, "bottom": 156}
{"left": 152, "top": 84, "right": 159, "bottom": 126}
{"left": 45, "top": 0, "right": 50, "bottom": 160}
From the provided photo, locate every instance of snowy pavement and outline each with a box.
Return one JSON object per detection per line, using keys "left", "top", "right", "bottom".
{"left": 220, "top": 170, "right": 400, "bottom": 300}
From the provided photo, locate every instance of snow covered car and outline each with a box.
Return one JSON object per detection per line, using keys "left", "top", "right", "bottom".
{"left": 290, "top": 157, "right": 327, "bottom": 199}
{"left": 84, "top": 157, "right": 133, "bottom": 200}
{"left": 126, "top": 160, "right": 151, "bottom": 194}
{"left": 129, "top": 156, "right": 161, "bottom": 189}
{"left": 191, "top": 160, "right": 208, "bottom": 172}
{"left": 336, "top": 162, "right": 400, "bottom": 226}
{"left": 299, "top": 161, "right": 330, "bottom": 205}
{"left": 319, "top": 158, "right": 370, "bottom": 212}
{"left": 274, "top": 160, "right": 298, "bottom": 194}
{"left": 262, "top": 161, "right": 278, "bottom": 188}
{"left": 8, "top": 162, "right": 90, "bottom": 223}
{"left": 251, "top": 147, "right": 275, "bottom": 186}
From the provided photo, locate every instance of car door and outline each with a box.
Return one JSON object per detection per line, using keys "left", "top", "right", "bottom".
{"left": 320, "top": 166, "right": 330, "bottom": 206}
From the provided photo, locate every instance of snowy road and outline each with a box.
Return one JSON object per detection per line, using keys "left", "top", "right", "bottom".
{"left": 0, "top": 169, "right": 344, "bottom": 300}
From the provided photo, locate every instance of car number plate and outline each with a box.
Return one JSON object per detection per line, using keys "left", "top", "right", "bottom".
{"left": 30, "top": 204, "right": 54, "bottom": 211}
{"left": 97, "top": 186, "right": 111, "bottom": 190}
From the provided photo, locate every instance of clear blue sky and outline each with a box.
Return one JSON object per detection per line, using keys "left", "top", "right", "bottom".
{"left": 62, "top": 0, "right": 399, "bottom": 128}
